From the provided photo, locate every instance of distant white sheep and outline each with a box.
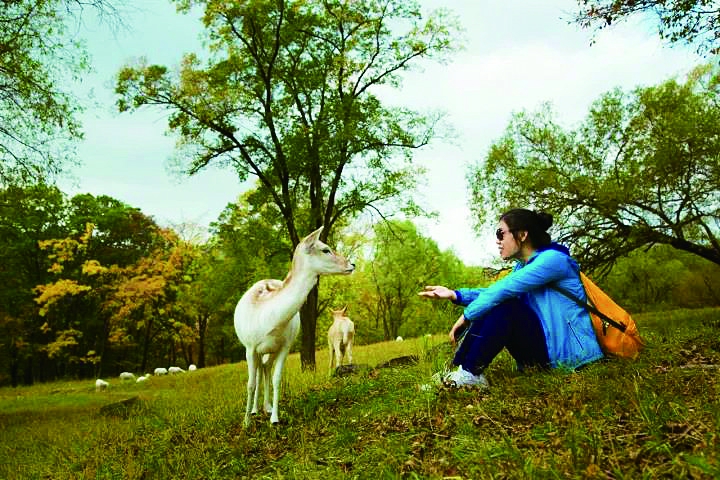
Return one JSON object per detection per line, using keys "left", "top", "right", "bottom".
{"left": 95, "top": 379, "right": 109, "bottom": 391}
{"left": 119, "top": 371, "right": 135, "bottom": 381}
{"left": 168, "top": 366, "right": 185, "bottom": 374}
{"left": 188, "top": 364, "right": 197, "bottom": 371}
{"left": 136, "top": 375, "right": 149, "bottom": 383}
{"left": 395, "top": 336, "right": 404, "bottom": 342}
{"left": 154, "top": 367, "right": 168, "bottom": 376}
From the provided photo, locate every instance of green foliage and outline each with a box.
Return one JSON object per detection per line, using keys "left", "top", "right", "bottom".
{"left": 0, "top": 184, "right": 68, "bottom": 313}
{"left": 312, "top": 219, "right": 480, "bottom": 345}
{"left": 68, "top": 193, "right": 159, "bottom": 268}
{"left": 599, "top": 244, "right": 720, "bottom": 312}
{"left": 0, "top": 0, "right": 124, "bottom": 186}
{"left": 574, "top": 0, "right": 720, "bottom": 55}
{"left": 0, "top": 184, "right": 70, "bottom": 386}
{"left": 1, "top": 309, "right": 718, "bottom": 478}
{"left": 116, "top": 0, "right": 460, "bottom": 243}
{"left": 364, "top": 220, "right": 449, "bottom": 340}
{"left": 469, "top": 63, "right": 720, "bottom": 273}
{"left": 0, "top": 184, "right": 185, "bottom": 385}
{"left": 313, "top": 220, "right": 493, "bottom": 347}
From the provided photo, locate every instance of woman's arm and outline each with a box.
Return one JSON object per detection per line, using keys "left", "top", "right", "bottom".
{"left": 419, "top": 286, "right": 486, "bottom": 306}
{"left": 463, "top": 250, "right": 572, "bottom": 321}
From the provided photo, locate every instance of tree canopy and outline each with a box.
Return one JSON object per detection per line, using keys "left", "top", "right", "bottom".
{"left": 0, "top": 0, "right": 124, "bottom": 186}
{"left": 367, "top": 220, "right": 443, "bottom": 340}
{"left": 469, "top": 64, "right": 720, "bottom": 273}
{"left": 115, "top": 0, "right": 461, "bottom": 368}
{"left": 573, "top": 0, "right": 720, "bottom": 55}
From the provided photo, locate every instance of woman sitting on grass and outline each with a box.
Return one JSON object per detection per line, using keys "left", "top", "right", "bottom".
{"left": 418, "top": 208, "right": 604, "bottom": 387}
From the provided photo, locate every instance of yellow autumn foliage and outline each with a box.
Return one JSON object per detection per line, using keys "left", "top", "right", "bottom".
{"left": 42, "top": 328, "right": 82, "bottom": 359}
{"left": 37, "top": 223, "right": 95, "bottom": 274}
{"left": 82, "top": 260, "right": 107, "bottom": 276}
{"left": 34, "top": 279, "right": 91, "bottom": 316}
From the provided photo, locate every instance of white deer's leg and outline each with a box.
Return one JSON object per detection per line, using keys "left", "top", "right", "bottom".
{"left": 251, "top": 361, "right": 262, "bottom": 415}
{"left": 334, "top": 340, "right": 343, "bottom": 367}
{"left": 347, "top": 339, "right": 353, "bottom": 364}
{"left": 328, "top": 340, "right": 338, "bottom": 373}
{"left": 244, "top": 349, "right": 258, "bottom": 427}
{"left": 269, "top": 352, "right": 290, "bottom": 424}
{"left": 262, "top": 354, "right": 275, "bottom": 413}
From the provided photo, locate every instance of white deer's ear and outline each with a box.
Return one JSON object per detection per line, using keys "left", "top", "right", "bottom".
{"left": 302, "top": 226, "right": 324, "bottom": 246}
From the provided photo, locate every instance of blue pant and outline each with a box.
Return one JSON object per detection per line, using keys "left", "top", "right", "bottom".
{"left": 453, "top": 296, "right": 550, "bottom": 374}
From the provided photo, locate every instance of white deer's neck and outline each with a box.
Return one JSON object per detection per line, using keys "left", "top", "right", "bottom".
{"left": 272, "top": 260, "right": 318, "bottom": 318}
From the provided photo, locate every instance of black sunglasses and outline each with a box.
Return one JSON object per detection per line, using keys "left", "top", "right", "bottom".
{"left": 495, "top": 228, "right": 514, "bottom": 241}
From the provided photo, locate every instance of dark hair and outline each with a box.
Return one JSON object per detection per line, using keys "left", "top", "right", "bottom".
{"left": 499, "top": 208, "right": 553, "bottom": 248}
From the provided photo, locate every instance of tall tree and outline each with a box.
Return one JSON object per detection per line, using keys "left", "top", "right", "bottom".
{"left": 31, "top": 194, "right": 164, "bottom": 379}
{"left": 367, "top": 220, "right": 442, "bottom": 340}
{"left": 115, "top": 0, "right": 460, "bottom": 369}
{"left": 468, "top": 64, "right": 720, "bottom": 274}
{"left": 103, "top": 228, "right": 194, "bottom": 372}
{"left": 173, "top": 241, "right": 229, "bottom": 369}
{"left": 68, "top": 193, "right": 158, "bottom": 267}
{"left": 34, "top": 223, "right": 103, "bottom": 378}
{"left": 0, "top": 184, "right": 68, "bottom": 385}
{"left": 0, "top": 0, "right": 124, "bottom": 186}
{"left": 573, "top": 0, "right": 720, "bottom": 55}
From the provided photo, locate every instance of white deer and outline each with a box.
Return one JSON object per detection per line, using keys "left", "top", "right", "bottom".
{"left": 327, "top": 305, "right": 355, "bottom": 374}
{"left": 234, "top": 226, "right": 354, "bottom": 426}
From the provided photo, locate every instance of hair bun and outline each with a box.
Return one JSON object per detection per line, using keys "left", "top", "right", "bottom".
{"left": 536, "top": 211, "right": 553, "bottom": 231}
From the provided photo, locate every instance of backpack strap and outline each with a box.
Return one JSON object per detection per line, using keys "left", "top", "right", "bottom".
{"left": 526, "top": 247, "right": 628, "bottom": 334}
{"left": 549, "top": 283, "right": 628, "bottom": 333}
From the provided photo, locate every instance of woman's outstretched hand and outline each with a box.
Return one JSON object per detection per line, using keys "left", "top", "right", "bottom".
{"left": 418, "top": 285, "right": 457, "bottom": 301}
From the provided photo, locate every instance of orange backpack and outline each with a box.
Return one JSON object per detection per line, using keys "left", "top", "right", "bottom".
{"left": 552, "top": 273, "right": 645, "bottom": 360}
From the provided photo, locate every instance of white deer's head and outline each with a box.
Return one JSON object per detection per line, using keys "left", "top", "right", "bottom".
{"left": 294, "top": 226, "right": 355, "bottom": 276}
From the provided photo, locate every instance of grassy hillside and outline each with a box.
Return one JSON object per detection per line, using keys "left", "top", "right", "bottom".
{"left": 1, "top": 308, "right": 719, "bottom": 479}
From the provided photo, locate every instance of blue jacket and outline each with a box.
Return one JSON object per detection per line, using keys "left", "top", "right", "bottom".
{"left": 454, "top": 244, "right": 604, "bottom": 369}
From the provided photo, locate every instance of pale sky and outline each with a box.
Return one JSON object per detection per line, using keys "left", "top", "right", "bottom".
{"left": 60, "top": 0, "right": 703, "bottom": 266}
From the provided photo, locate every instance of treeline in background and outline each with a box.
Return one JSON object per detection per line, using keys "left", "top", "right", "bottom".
{"left": 2, "top": 183, "right": 719, "bottom": 387}
{"left": 2, "top": 0, "right": 720, "bottom": 387}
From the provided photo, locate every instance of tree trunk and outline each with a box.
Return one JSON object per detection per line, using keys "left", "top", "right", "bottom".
{"left": 197, "top": 313, "right": 208, "bottom": 368}
{"left": 182, "top": 343, "right": 193, "bottom": 366}
{"left": 300, "top": 285, "right": 319, "bottom": 371}
{"left": 380, "top": 299, "right": 391, "bottom": 340}
{"left": 96, "top": 316, "right": 110, "bottom": 378}
{"left": 170, "top": 339, "right": 177, "bottom": 366}
{"left": 9, "top": 341, "right": 19, "bottom": 387}
{"left": 140, "top": 317, "right": 153, "bottom": 373}
{"left": 23, "top": 356, "right": 33, "bottom": 385}
{"left": 382, "top": 313, "right": 390, "bottom": 340}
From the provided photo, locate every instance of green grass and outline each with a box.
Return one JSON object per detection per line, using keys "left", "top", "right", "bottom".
{"left": 1, "top": 308, "right": 719, "bottom": 479}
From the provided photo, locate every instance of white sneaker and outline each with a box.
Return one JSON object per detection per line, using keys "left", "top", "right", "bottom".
{"left": 443, "top": 366, "right": 489, "bottom": 388}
